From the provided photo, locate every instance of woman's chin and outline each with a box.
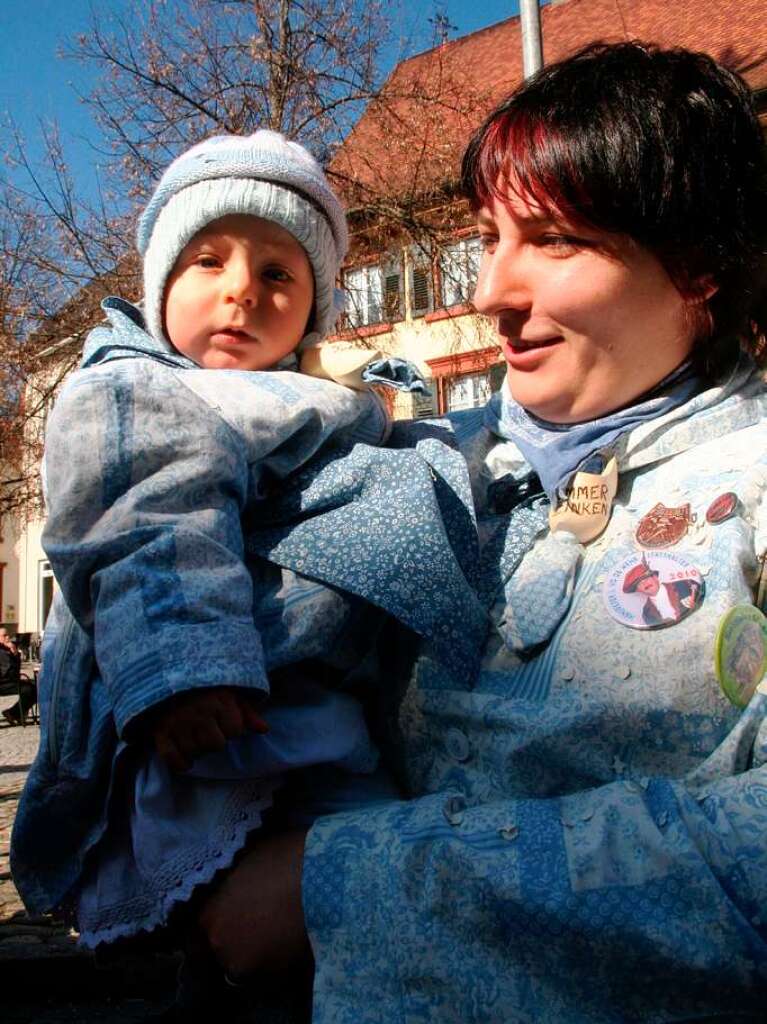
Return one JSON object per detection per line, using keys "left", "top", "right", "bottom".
{"left": 506, "top": 375, "right": 579, "bottom": 424}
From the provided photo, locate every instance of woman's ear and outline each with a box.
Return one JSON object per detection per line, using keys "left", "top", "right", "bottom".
{"left": 681, "top": 274, "right": 717, "bottom": 343}
{"left": 686, "top": 274, "right": 719, "bottom": 303}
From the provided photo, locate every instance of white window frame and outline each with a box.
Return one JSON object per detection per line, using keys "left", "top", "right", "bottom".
{"left": 38, "top": 559, "right": 54, "bottom": 632}
{"left": 344, "top": 256, "right": 403, "bottom": 328}
{"left": 439, "top": 236, "right": 483, "bottom": 308}
{"left": 344, "top": 264, "right": 383, "bottom": 327}
{"left": 445, "top": 363, "right": 505, "bottom": 412}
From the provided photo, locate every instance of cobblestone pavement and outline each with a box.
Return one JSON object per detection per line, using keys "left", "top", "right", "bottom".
{"left": 0, "top": 699, "right": 38, "bottom": 921}
{"left": 0, "top": 695, "right": 180, "bottom": 1021}
{"left": 0, "top": 695, "right": 308, "bottom": 1022}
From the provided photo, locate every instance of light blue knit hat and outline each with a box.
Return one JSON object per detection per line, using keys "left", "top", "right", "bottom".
{"left": 137, "top": 131, "right": 348, "bottom": 348}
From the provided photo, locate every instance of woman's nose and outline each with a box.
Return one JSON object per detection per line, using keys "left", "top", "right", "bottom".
{"left": 472, "top": 245, "right": 531, "bottom": 316}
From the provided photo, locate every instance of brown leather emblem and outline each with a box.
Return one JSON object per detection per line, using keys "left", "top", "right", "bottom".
{"left": 635, "top": 502, "right": 695, "bottom": 548}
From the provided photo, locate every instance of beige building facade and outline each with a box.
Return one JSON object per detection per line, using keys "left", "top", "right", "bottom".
{"left": 7, "top": 0, "right": 767, "bottom": 643}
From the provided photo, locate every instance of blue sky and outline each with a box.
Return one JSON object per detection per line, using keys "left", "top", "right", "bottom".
{"left": 0, "top": 0, "right": 530, "bottom": 198}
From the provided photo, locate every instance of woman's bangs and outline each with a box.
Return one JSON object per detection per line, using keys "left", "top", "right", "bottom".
{"left": 467, "top": 110, "right": 588, "bottom": 226}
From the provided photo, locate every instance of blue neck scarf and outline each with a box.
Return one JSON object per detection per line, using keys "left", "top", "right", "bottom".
{"left": 484, "top": 360, "right": 704, "bottom": 503}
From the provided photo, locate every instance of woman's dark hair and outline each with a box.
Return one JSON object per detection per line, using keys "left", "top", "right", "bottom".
{"left": 461, "top": 42, "right": 767, "bottom": 378}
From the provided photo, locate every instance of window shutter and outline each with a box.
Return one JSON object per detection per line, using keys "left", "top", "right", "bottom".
{"left": 411, "top": 265, "right": 431, "bottom": 314}
{"left": 412, "top": 389, "right": 436, "bottom": 419}
{"left": 406, "top": 242, "right": 433, "bottom": 318}
{"left": 383, "top": 271, "right": 402, "bottom": 321}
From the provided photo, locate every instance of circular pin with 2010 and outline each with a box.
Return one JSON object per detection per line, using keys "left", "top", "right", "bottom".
{"left": 603, "top": 550, "right": 704, "bottom": 630}
{"left": 714, "top": 604, "right": 767, "bottom": 707}
{"left": 706, "top": 492, "right": 739, "bottom": 525}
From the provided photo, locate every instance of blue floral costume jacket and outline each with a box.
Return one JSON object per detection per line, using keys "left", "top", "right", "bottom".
{"left": 11, "top": 298, "right": 487, "bottom": 915}
{"left": 304, "top": 363, "right": 767, "bottom": 1022}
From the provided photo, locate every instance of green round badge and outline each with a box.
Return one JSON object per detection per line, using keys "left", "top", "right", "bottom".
{"left": 714, "top": 605, "right": 767, "bottom": 708}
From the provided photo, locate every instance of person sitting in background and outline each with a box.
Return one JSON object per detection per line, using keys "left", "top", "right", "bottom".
{"left": 0, "top": 627, "right": 34, "bottom": 725}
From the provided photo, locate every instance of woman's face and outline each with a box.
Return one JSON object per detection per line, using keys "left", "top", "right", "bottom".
{"left": 473, "top": 187, "right": 701, "bottom": 423}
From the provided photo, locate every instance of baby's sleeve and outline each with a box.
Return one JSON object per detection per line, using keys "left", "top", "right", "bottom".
{"left": 41, "top": 361, "right": 269, "bottom": 736}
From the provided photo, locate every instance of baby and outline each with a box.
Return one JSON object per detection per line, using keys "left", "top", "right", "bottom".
{"left": 12, "top": 131, "right": 449, "bottom": 958}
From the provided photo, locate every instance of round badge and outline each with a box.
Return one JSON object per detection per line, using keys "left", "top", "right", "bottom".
{"left": 603, "top": 550, "right": 705, "bottom": 630}
{"left": 714, "top": 605, "right": 767, "bottom": 708}
{"left": 635, "top": 503, "right": 694, "bottom": 548}
{"left": 705, "top": 492, "right": 738, "bottom": 525}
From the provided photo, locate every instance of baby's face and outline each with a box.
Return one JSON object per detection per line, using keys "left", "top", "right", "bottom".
{"left": 164, "top": 213, "right": 314, "bottom": 371}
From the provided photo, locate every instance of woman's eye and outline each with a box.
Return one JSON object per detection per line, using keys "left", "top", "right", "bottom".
{"left": 478, "top": 235, "right": 498, "bottom": 254}
{"left": 539, "top": 233, "right": 590, "bottom": 254}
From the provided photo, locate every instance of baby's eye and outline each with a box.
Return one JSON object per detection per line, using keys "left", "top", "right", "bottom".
{"left": 195, "top": 254, "right": 221, "bottom": 269}
{"left": 263, "top": 267, "right": 291, "bottom": 283}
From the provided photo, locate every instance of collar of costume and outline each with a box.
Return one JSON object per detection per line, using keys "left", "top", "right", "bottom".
{"left": 483, "top": 359, "right": 704, "bottom": 505}
{"left": 81, "top": 297, "right": 427, "bottom": 394}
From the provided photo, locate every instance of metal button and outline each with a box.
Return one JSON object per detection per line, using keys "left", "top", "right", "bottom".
{"left": 445, "top": 727, "right": 471, "bottom": 762}
{"left": 443, "top": 795, "right": 465, "bottom": 826}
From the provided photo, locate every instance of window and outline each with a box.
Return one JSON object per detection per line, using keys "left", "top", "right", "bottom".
{"left": 439, "top": 237, "right": 483, "bottom": 308}
{"left": 39, "top": 560, "right": 54, "bottom": 631}
{"left": 412, "top": 389, "right": 437, "bottom": 419}
{"left": 345, "top": 265, "right": 382, "bottom": 327}
{"left": 408, "top": 243, "right": 433, "bottom": 318}
{"left": 445, "top": 362, "right": 506, "bottom": 412}
{"left": 344, "top": 258, "right": 402, "bottom": 327}
{"left": 382, "top": 266, "right": 403, "bottom": 321}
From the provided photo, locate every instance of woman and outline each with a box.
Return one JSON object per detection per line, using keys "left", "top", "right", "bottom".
{"left": 200, "top": 42, "right": 767, "bottom": 1020}
{"left": 0, "top": 626, "right": 33, "bottom": 726}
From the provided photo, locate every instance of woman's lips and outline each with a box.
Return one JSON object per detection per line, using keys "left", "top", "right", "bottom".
{"left": 502, "top": 335, "right": 563, "bottom": 367}
{"left": 508, "top": 336, "right": 561, "bottom": 350}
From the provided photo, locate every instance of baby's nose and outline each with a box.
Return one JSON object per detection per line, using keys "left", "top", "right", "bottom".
{"left": 226, "top": 261, "right": 258, "bottom": 306}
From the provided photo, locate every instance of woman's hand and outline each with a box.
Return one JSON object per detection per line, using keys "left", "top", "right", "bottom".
{"left": 198, "top": 829, "right": 311, "bottom": 979}
{"left": 145, "top": 686, "right": 269, "bottom": 772}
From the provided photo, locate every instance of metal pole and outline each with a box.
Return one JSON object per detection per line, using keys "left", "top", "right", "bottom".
{"left": 519, "top": 0, "right": 543, "bottom": 79}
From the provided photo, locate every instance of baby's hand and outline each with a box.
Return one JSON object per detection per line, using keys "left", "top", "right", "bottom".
{"left": 148, "top": 687, "right": 269, "bottom": 772}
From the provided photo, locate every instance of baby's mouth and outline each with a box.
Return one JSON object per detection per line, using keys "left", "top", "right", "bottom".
{"left": 213, "top": 328, "right": 255, "bottom": 343}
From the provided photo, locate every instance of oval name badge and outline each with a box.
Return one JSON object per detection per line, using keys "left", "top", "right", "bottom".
{"left": 714, "top": 605, "right": 767, "bottom": 708}
{"left": 603, "top": 550, "right": 704, "bottom": 630}
{"left": 706, "top": 492, "right": 739, "bottom": 525}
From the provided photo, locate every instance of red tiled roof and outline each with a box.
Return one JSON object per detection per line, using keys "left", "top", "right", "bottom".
{"left": 330, "top": 0, "right": 767, "bottom": 206}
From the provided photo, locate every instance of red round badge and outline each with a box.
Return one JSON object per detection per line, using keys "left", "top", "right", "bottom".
{"left": 706, "top": 492, "right": 738, "bottom": 525}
